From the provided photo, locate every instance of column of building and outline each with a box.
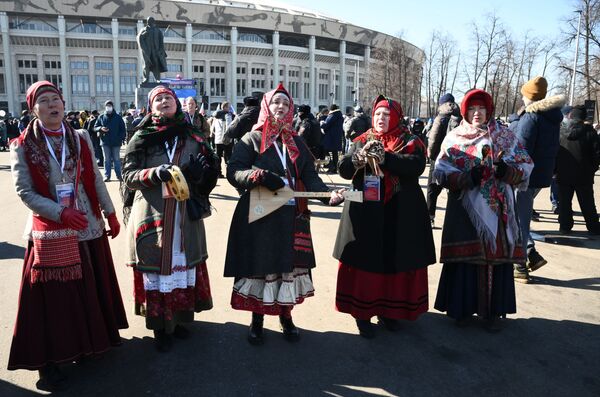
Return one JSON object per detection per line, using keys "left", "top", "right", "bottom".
{"left": 136, "top": 20, "right": 144, "bottom": 82}
{"left": 185, "top": 23, "right": 193, "bottom": 79}
{"left": 339, "top": 40, "right": 346, "bottom": 111}
{"left": 272, "top": 31, "right": 279, "bottom": 87}
{"left": 363, "top": 45, "right": 370, "bottom": 107}
{"left": 111, "top": 19, "right": 120, "bottom": 110}
{"left": 0, "top": 13, "right": 15, "bottom": 114}
{"left": 308, "top": 35, "right": 316, "bottom": 110}
{"left": 229, "top": 26, "right": 237, "bottom": 108}
{"left": 58, "top": 16, "right": 71, "bottom": 110}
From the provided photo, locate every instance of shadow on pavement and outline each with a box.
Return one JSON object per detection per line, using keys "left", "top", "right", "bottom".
{"left": 537, "top": 231, "right": 600, "bottom": 250}
{"left": 532, "top": 276, "right": 600, "bottom": 292}
{"left": 0, "top": 242, "right": 25, "bottom": 260}
{"left": 0, "top": 380, "right": 42, "bottom": 396}
{"left": 6, "top": 314, "right": 597, "bottom": 396}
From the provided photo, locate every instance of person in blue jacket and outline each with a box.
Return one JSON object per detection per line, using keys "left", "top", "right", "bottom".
{"left": 95, "top": 100, "right": 126, "bottom": 182}
{"left": 512, "top": 77, "right": 566, "bottom": 282}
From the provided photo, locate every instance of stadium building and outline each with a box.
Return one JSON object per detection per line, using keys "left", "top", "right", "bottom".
{"left": 0, "top": 0, "right": 423, "bottom": 115}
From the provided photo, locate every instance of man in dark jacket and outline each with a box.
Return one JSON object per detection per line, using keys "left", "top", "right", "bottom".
{"left": 321, "top": 104, "right": 344, "bottom": 173}
{"left": 225, "top": 96, "right": 259, "bottom": 141}
{"left": 295, "top": 104, "right": 322, "bottom": 158}
{"left": 556, "top": 105, "right": 600, "bottom": 235}
{"left": 95, "top": 100, "right": 126, "bottom": 181}
{"left": 343, "top": 106, "right": 370, "bottom": 151}
{"left": 426, "top": 93, "right": 462, "bottom": 226}
{"left": 84, "top": 109, "right": 103, "bottom": 166}
{"left": 513, "top": 77, "right": 566, "bottom": 281}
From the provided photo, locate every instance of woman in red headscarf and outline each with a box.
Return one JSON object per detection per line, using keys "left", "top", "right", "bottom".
{"left": 333, "top": 95, "right": 436, "bottom": 338}
{"left": 224, "top": 84, "right": 344, "bottom": 345}
{"left": 8, "top": 81, "right": 128, "bottom": 390}
{"left": 433, "top": 89, "right": 533, "bottom": 331}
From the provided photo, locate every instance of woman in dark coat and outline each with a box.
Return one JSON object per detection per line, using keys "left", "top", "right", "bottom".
{"left": 333, "top": 95, "right": 436, "bottom": 338}
{"left": 224, "top": 83, "right": 343, "bottom": 345}
{"left": 433, "top": 89, "right": 533, "bottom": 331}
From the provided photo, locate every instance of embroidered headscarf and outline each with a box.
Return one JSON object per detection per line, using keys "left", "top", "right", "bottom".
{"left": 354, "top": 95, "right": 426, "bottom": 203}
{"left": 434, "top": 89, "right": 533, "bottom": 253}
{"left": 26, "top": 80, "right": 64, "bottom": 111}
{"left": 252, "top": 83, "right": 299, "bottom": 163}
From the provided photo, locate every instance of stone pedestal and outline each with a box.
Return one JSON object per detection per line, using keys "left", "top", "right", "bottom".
{"left": 135, "top": 82, "right": 162, "bottom": 110}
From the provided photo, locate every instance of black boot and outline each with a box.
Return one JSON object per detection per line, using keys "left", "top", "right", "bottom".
{"left": 377, "top": 316, "right": 400, "bottom": 332}
{"left": 279, "top": 315, "right": 300, "bottom": 342}
{"left": 173, "top": 324, "right": 191, "bottom": 340}
{"left": 248, "top": 313, "right": 264, "bottom": 345}
{"left": 355, "top": 318, "right": 376, "bottom": 339}
{"left": 36, "top": 363, "right": 68, "bottom": 392}
{"left": 153, "top": 329, "right": 173, "bottom": 352}
{"left": 484, "top": 316, "right": 503, "bottom": 333}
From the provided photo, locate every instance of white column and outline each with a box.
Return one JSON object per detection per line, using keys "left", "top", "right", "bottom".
{"left": 185, "top": 23, "right": 193, "bottom": 78}
{"left": 136, "top": 20, "right": 145, "bottom": 83}
{"left": 272, "top": 31, "right": 280, "bottom": 86}
{"left": 0, "top": 13, "right": 15, "bottom": 114}
{"left": 283, "top": 64, "right": 288, "bottom": 91}
{"left": 246, "top": 61, "right": 252, "bottom": 97}
{"left": 339, "top": 40, "right": 347, "bottom": 110}
{"left": 89, "top": 55, "right": 96, "bottom": 110}
{"left": 58, "top": 16, "right": 71, "bottom": 110}
{"left": 111, "top": 19, "right": 120, "bottom": 110}
{"left": 36, "top": 53, "right": 43, "bottom": 82}
{"left": 299, "top": 67, "right": 305, "bottom": 104}
{"left": 363, "top": 45, "right": 370, "bottom": 106}
{"left": 229, "top": 27, "right": 237, "bottom": 108}
{"left": 329, "top": 68, "right": 335, "bottom": 106}
{"left": 309, "top": 35, "right": 316, "bottom": 109}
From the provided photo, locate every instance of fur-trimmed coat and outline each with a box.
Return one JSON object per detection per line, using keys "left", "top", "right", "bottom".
{"left": 428, "top": 102, "right": 462, "bottom": 161}
{"left": 513, "top": 95, "right": 566, "bottom": 188}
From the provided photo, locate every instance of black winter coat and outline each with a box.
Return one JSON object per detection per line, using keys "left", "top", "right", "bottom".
{"left": 224, "top": 131, "right": 329, "bottom": 278}
{"left": 332, "top": 140, "right": 436, "bottom": 274}
{"left": 225, "top": 105, "right": 260, "bottom": 140}
{"left": 556, "top": 120, "right": 600, "bottom": 185}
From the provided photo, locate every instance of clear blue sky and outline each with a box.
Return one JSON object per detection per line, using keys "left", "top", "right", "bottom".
{"left": 282, "top": 0, "right": 576, "bottom": 81}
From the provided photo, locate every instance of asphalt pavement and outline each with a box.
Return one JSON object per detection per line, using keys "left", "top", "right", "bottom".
{"left": 0, "top": 151, "right": 598, "bottom": 396}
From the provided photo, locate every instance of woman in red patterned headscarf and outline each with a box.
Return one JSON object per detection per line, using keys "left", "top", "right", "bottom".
{"left": 224, "top": 83, "right": 344, "bottom": 345}
{"left": 8, "top": 81, "right": 128, "bottom": 391}
{"left": 333, "top": 95, "right": 436, "bottom": 338}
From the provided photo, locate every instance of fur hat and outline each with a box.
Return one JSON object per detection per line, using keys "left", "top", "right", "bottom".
{"left": 298, "top": 104, "right": 311, "bottom": 114}
{"left": 521, "top": 76, "right": 548, "bottom": 101}
{"left": 439, "top": 93, "right": 455, "bottom": 105}
{"left": 354, "top": 106, "right": 364, "bottom": 113}
{"left": 243, "top": 96, "right": 259, "bottom": 107}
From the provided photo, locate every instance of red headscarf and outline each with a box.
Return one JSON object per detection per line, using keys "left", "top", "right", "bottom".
{"left": 460, "top": 89, "right": 494, "bottom": 123}
{"left": 26, "top": 80, "right": 64, "bottom": 111}
{"left": 252, "top": 83, "right": 299, "bottom": 163}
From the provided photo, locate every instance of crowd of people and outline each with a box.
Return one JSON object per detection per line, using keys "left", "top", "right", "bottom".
{"left": 5, "top": 75, "right": 600, "bottom": 391}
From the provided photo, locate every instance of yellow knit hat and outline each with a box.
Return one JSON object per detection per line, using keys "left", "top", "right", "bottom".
{"left": 521, "top": 76, "right": 548, "bottom": 101}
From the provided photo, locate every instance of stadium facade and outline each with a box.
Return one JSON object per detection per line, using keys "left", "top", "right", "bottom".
{"left": 0, "top": 0, "right": 424, "bottom": 115}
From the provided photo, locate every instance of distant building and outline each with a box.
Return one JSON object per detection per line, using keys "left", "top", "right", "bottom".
{"left": 0, "top": 0, "right": 423, "bottom": 114}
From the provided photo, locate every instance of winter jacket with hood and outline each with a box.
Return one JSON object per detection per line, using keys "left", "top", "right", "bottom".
{"left": 225, "top": 105, "right": 260, "bottom": 141}
{"left": 95, "top": 111, "right": 126, "bottom": 147}
{"left": 514, "top": 95, "right": 566, "bottom": 188}
{"left": 427, "top": 101, "right": 462, "bottom": 161}
{"left": 557, "top": 118, "right": 600, "bottom": 186}
{"left": 343, "top": 112, "right": 371, "bottom": 140}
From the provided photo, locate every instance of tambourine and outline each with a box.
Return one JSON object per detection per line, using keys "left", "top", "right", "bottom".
{"left": 166, "top": 165, "right": 190, "bottom": 201}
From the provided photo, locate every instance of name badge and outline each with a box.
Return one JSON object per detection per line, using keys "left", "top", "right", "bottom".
{"left": 56, "top": 183, "right": 75, "bottom": 208}
{"left": 363, "top": 175, "right": 381, "bottom": 201}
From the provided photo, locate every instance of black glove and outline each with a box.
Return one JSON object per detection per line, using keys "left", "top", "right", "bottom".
{"left": 261, "top": 170, "right": 285, "bottom": 191}
{"left": 185, "top": 153, "right": 209, "bottom": 183}
{"left": 494, "top": 159, "right": 508, "bottom": 179}
{"left": 470, "top": 166, "right": 483, "bottom": 188}
{"left": 154, "top": 164, "right": 172, "bottom": 183}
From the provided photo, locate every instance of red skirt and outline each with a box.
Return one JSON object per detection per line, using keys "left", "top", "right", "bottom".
{"left": 335, "top": 262, "right": 429, "bottom": 321}
{"left": 8, "top": 235, "right": 128, "bottom": 371}
{"left": 133, "top": 263, "right": 213, "bottom": 331}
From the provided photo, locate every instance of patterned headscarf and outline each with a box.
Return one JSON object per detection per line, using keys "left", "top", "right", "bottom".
{"left": 252, "top": 83, "right": 299, "bottom": 163}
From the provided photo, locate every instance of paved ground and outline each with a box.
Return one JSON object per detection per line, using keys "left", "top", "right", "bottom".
{"left": 0, "top": 151, "right": 598, "bottom": 396}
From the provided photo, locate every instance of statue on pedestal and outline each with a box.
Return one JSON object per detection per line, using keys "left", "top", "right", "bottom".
{"left": 136, "top": 17, "right": 168, "bottom": 84}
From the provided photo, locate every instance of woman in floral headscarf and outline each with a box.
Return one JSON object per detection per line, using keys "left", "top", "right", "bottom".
{"left": 224, "top": 83, "right": 344, "bottom": 345}
{"left": 333, "top": 95, "right": 436, "bottom": 338}
{"left": 123, "top": 85, "right": 220, "bottom": 352}
{"left": 433, "top": 89, "right": 533, "bottom": 331}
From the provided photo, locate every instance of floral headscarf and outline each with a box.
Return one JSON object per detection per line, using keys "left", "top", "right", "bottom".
{"left": 251, "top": 83, "right": 299, "bottom": 163}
